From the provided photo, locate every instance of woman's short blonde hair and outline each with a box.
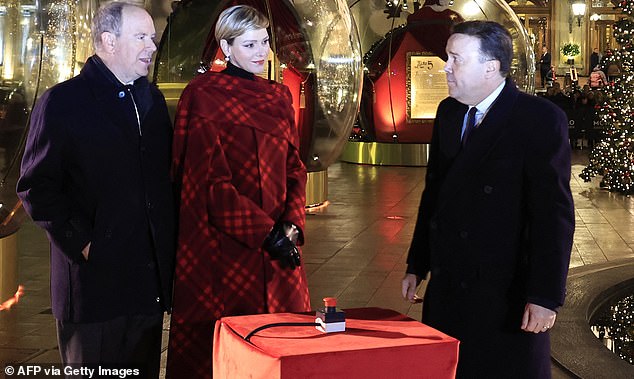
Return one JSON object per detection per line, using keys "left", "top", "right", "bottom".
{"left": 215, "top": 5, "right": 269, "bottom": 45}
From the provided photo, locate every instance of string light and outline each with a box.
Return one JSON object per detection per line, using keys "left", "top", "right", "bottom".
{"left": 590, "top": 293, "right": 634, "bottom": 365}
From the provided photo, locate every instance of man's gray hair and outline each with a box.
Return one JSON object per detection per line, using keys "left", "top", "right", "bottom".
{"left": 91, "top": 2, "right": 136, "bottom": 49}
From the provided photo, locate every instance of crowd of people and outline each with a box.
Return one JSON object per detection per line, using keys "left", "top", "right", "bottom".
{"left": 541, "top": 81, "right": 606, "bottom": 148}
{"left": 532, "top": 42, "right": 614, "bottom": 150}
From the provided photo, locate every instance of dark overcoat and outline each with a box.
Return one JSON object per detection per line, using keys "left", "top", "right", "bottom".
{"left": 407, "top": 79, "right": 574, "bottom": 378}
{"left": 539, "top": 51, "right": 551, "bottom": 80}
{"left": 17, "top": 56, "right": 175, "bottom": 323}
{"left": 167, "top": 71, "right": 310, "bottom": 379}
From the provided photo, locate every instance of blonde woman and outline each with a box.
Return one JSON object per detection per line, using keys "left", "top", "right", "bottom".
{"left": 167, "top": 5, "right": 310, "bottom": 378}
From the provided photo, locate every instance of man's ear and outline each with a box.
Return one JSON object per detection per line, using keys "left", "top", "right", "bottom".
{"left": 220, "top": 39, "right": 231, "bottom": 59}
{"left": 484, "top": 59, "right": 500, "bottom": 77}
{"left": 100, "top": 32, "right": 116, "bottom": 54}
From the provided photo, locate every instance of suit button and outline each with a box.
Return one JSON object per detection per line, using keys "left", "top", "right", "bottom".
{"left": 483, "top": 185, "right": 494, "bottom": 194}
{"left": 459, "top": 231, "right": 468, "bottom": 239}
{"left": 147, "top": 201, "right": 153, "bottom": 209}
{"left": 460, "top": 281, "right": 469, "bottom": 289}
{"left": 430, "top": 221, "right": 438, "bottom": 230}
{"left": 105, "top": 229, "right": 112, "bottom": 239}
{"left": 65, "top": 230, "right": 73, "bottom": 238}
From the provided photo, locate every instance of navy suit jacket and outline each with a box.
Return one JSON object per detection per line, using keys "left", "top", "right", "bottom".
{"left": 406, "top": 78, "right": 574, "bottom": 376}
{"left": 539, "top": 51, "right": 551, "bottom": 73}
{"left": 17, "top": 56, "right": 175, "bottom": 322}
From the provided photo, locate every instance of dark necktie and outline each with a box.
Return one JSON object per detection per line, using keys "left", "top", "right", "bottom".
{"left": 462, "top": 107, "right": 477, "bottom": 147}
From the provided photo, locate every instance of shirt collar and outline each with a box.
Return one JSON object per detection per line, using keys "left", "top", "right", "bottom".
{"left": 472, "top": 80, "right": 506, "bottom": 116}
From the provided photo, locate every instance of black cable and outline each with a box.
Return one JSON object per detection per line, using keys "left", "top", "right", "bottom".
{"left": 243, "top": 322, "right": 320, "bottom": 343}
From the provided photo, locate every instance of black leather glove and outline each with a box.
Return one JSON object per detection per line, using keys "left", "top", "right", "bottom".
{"left": 263, "top": 224, "right": 301, "bottom": 269}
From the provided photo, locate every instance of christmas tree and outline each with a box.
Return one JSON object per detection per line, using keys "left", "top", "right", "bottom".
{"left": 591, "top": 293, "right": 634, "bottom": 365}
{"left": 579, "top": 1, "right": 634, "bottom": 194}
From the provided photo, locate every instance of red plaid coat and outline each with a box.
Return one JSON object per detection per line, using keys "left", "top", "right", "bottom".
{"left": 167, "top": 71, "right": 310, "bottom": 378}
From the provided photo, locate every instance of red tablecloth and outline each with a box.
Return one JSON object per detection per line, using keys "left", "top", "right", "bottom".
{"left": 213, "top": 307, "right": 459, "bottom": 378}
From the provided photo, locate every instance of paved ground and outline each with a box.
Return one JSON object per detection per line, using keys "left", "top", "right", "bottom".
{"left": 1, "top": 149, "right": 633, "bottom": 377}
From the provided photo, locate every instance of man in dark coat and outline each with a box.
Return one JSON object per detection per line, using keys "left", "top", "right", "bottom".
{"left": 539, "top": 44, "right": 551, "bottom": 87}
{"left": 402, "top": 21, "right": 574, "bottom": 378}
{"left": 17, "top": 3, "right": 174, "bottom": 376}
{"left": 590, "top": 47, "right": 601, "bottom": 72}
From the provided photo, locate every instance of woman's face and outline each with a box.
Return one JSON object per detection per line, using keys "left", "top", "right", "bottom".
{"left": 224, "top": 28, "right": 270, "bottom": 74}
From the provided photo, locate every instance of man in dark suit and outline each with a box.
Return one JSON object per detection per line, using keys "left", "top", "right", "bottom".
{"left": 590, "top": 47, "right": 601, "bottom": 72}
{"left": 539, "top": 44, "right": 551, "bottom": 87}
{"left": 402, "top": 21, "right": 574, "bottom": 378}
{"left": 17, "top": 2, "right": 174, "bottom": 376}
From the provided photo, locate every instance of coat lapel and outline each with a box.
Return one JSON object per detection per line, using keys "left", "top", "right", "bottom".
{"left": 437, "top": 79, "right": 519, "bottom": 208}
{"left": 441, "top": 99, "right": 467, "bottom": 160}
{"left": 95, "top": 88, "right": 140, "bottom": 142}
{"left": 132, "top": 79, "right": 155, "bottom": 131}
{"left": 81, "top": 56, "right": 145, "bottom": 144}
